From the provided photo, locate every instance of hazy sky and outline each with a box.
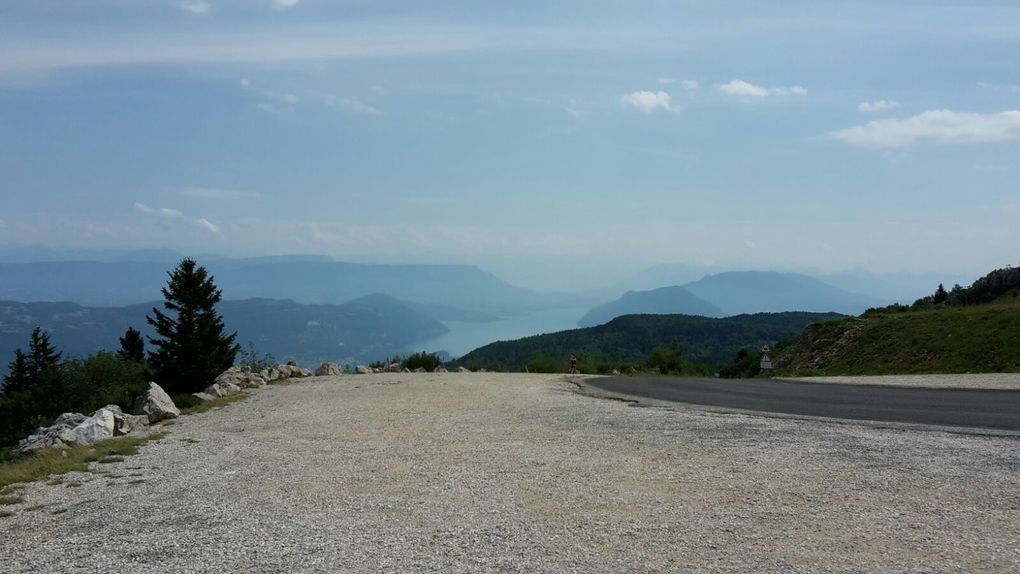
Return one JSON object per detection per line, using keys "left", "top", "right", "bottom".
{"left": 2, "top": 1, "right": 1018, "bottom": 289}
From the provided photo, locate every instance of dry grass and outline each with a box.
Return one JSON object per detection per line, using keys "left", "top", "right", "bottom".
{"left": 0, "top": 432, "right": 168, "bottom": 490}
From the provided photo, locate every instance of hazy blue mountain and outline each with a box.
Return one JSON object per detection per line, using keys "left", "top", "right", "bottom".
{"left": 683, "top": 271, "right": 886, "bottom": 315}
{"left": 577, "top": 286, "right": 723, "bottom": 327}
{"left": 621, "top": 263, "right": 727, "bottom": 292}
{"left": 0, "top": 295, "right": 448, "bottom": 370}
{"left": 0, "top": 258, "right": 578, "bottom": 314}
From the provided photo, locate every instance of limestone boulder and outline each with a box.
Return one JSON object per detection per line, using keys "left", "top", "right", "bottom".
{"left": 413, "top": 367, "right": 427, "bottom": 373}
{"left": 316, "top": 362, "right": 342, "bottom": 376}
{"left": 298, "top": 368, "right": 312, "bottom": 377}
{"left": 132, "top": 382, "right": 180, "bottom": 423}
{"left": 355, "top": 365, "right": 372, "bottom": 375}
{"left": 203, "top": 381, "right": 241, "bottom": 398}
{"left": 458, "top": 366, "right": 470, "bottom": 373}
{"left": 387, "top": 362, "right": 402, "bottom": 373}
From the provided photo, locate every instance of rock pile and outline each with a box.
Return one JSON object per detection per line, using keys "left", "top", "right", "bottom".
{"left": 194, "top": 363, "right": 313, "bottom": 401}
{"left": 12, "top": 383, "right": 177, "bottom": 460}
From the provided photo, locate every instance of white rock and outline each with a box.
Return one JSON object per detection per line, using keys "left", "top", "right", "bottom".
{"left": 316, "top": 362, "right": 342, "bottom": 376}
{"left": 68, "top": 408, "right": 116, "bottom": 444}
{"left": 355, "top": 365, "right": 371, "bottom": 375}
{"left": 132, "top": 382, "right": 181, "bottom": 423}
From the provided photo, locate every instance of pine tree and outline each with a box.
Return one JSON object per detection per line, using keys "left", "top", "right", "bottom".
{"left": 118, "top": 327, "right": 146, "bottom": 362}
{"left": 2, "top": 349, "right": 31, "bottom": 396}
{"left": 147, "top": 258, "right": 239, "bottom": 395}
{"left": 933, "top": 283, "right": 948, "bottom": 305}
{"left": 27, "top": 327, "right": 61, "bottom": 381}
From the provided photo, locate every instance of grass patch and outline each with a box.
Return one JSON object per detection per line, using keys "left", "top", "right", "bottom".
{"left": 24, "top": 504, "right": 50, "bottom": 512}
{"left": 180, "top": 437, "right": 200, "bottom": 444}
{"left": 65, "top": 483, "right": 83, "bottom": 488}
{"left": 179, "top": 392, "right": 248, "bottom": 415}
{"left": 0, "top": 432, "right": 168, "bottom": 490}
{"left": 0, "top": 495, "right": 24, "bottom": 505}
{"left": 777, "top": 302, "right": 1020, "bottom": 375}
{"left": 97, "top": 456, "right": 125, "bottom": 464}
{"left": 46, "top": 477, "right": 64, "bottom": 486}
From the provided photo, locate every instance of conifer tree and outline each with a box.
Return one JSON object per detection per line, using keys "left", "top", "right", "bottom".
{"left": 27, "top": 327, "right": 61, "bottom": 381}
{"left": 147, "top": 258, "right": 239, "bottom": 395}
{"left": 118, "top": 327, "right": 146, "bottom": 362}
{"left": 2, "top": 349, "right": 31, "bottom": 396}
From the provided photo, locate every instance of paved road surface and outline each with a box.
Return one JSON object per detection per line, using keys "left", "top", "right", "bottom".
{"left": 585, "top": 376, "right": 1020, "bottom": 430}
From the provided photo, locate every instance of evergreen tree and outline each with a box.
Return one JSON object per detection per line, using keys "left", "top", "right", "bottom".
{"left": 147, "top": 258, "right": 239, "bottom": 395}
{"left": 2, "top": 349, "right": 31, "bottom": 396}
{"left": 118, "top": 327, "right": 146, "bottom": 362}
{"left": 27, "top": 327, "right": 61, "bottom": 381}
{"left": 933, "top": 283, "right": 948, "bottom": 305}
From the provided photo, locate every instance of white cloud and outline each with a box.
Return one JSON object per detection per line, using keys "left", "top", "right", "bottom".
{"left": 194, "top": 218, "right": 220, "bottom": 233}
{"left": 977, "top": 81, "right": 1020, "bottom": 94}
{"left": 828, "top": 109, "right": 1020, "bottom": 149}
{"left": 717, "top": 79, "right": 807, "bottom": 98}
{"left": 169, "top": 186, "right": 262, "bottom": 200}
{"left": 179, "top": 1, "right": 212, "bottom": 15}
{"left": 322, "top": 96, "right": 382, "bottom": 116}
{"left": 134, "top": 202, "right": 156, "bottom": 214}
{"left": 858, "top": 100, "right": 901, "bottom": 113}
{"left": 159, "top": 208, "right": 185, "bottom": 220}
{"left": 273, "top": 0, "right": 300, "bottom": 10}
{"left": 681, "top": 80, "right": 701, "bottom": 91}
{"left": 620, "top": 91, "right": 679, "bottom": 114}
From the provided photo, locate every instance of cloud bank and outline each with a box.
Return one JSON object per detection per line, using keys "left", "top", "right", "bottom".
{"left": 829, "top": 109, "right": 1020, "bottom": 148}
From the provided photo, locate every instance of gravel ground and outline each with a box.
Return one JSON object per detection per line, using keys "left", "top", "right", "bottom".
{"left": 2, "top": 373, "right": 1018, "bottom": 574}
{"left": 779, "top": 373, "right": 1020, "bottom": 390}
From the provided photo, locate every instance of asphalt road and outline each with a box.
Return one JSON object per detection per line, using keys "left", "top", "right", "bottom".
{"left": 585, "top": 376, "right": 1020, "bottom": 431}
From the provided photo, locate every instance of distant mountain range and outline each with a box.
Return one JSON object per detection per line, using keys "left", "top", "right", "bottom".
{"left": 576, "top": 271, "right": 885, "bottom": 327}
{"left": 577, "top": 286, "right": 723, "bottom": 327}
{"left": 0, "top": 257, "right": 582, "bottom": 315}
{"left": 684, "top": 271, "right": 885, "bottom": 315}
{"left": 0, "top": 295, "right": 448, "bottom": 369}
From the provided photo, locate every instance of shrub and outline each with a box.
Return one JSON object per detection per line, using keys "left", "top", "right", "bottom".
{"left": 403, "top": 352, "right": 443, "bottom": 372}
{"left": 237, "top": 342, "right": 276, "bottom": 372}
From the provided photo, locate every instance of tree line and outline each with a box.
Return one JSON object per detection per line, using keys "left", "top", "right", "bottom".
{"left": 1, "top": 258, "right": 239, "bottom": 455}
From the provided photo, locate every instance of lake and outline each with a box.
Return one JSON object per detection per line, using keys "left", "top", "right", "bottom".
{"left": 402, "top": 306, "right": 590, "bottom": 358}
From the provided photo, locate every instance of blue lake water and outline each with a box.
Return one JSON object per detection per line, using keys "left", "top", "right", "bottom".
{"left": 403, "top": 306, "right": 590, "bottom": 358}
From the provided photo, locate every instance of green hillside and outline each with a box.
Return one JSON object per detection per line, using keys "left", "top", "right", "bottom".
{"left": 776, "top": 301, "right": 1020, "bottom": 375}
{"left": 456, "top": 312, "right": 841, "bottom": 372}
{"left": 776, "top": 264, "right": 1020, "bottom": 375}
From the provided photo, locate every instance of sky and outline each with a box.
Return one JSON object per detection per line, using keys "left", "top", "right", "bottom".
{"left": 1, "top": 0, "right": 1018, "bottom": 290}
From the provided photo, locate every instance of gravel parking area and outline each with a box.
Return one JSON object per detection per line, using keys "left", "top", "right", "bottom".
{"left": 2, "top": 373, "right": 1018, "bottom": 573}
{"left": 779, "top": 373, "right": 1020, "bottom": 390}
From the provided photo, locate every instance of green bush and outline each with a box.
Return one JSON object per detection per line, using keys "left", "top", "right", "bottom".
{"left": 237, "top": 342, "right": 276, "bottom": 372}
{"left": 403, "top": 352, "right": 443, "bottom": 372}
{"left": 0, "top": 352, "right": 149, "bottom": 449}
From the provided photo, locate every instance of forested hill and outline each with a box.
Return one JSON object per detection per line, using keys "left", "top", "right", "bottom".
{"left": 457, "top": 312, "right": 842, "bottom": 371}
{"left": 776, "top": 265, "right": 1020, "bottom": 375}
